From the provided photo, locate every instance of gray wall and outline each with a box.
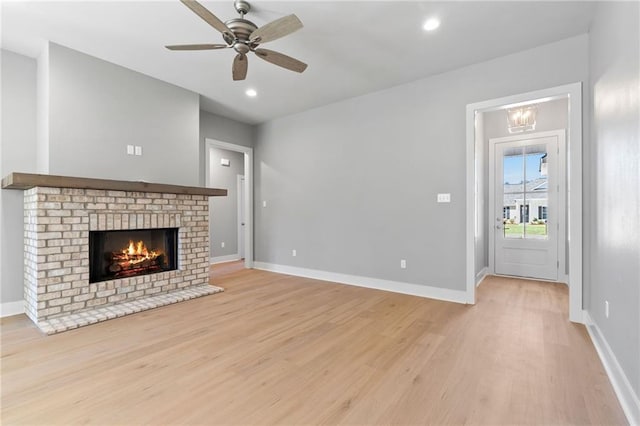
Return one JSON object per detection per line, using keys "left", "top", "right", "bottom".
{"left": 480, "top": 98, "right": 569, "bottom": 276}
{"left": 0, "top": 50, "right": 38, "bottom": 304}
{"left": 255, "top": 35, "right": 589, "bottom": 290}
{"left": 199, "top": 110, "right": 254, "bottom": 186}
{"left": 588, "top": 1, "right": 640, "bottom": 397}
{"left": 208, "top": 147, "right": 244, "bottom": 259}
{"left": 36, "top": 45, "right": 49, "bottom": 173}
{"left": 47, "top": 43, "right": 200, "bottom": 186}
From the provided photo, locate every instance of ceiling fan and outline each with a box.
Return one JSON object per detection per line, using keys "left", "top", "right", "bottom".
{"left": 166, "top": 0, "right": 308, "bottom": 81}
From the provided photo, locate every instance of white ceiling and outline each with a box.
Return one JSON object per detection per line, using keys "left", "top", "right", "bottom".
{"left": 1, "top": 1, "right": 595, "bottom": 124}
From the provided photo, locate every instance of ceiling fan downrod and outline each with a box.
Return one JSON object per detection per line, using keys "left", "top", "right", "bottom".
{"left": 234, "top": 0, "right": 251, "bottom": 18}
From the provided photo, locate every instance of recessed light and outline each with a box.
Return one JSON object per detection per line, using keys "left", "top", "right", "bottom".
{"left": 245, "top": 88, "right": 257, "bottom": 97}
{"left": 423, "top": 17, "right": 440, "bottom": 31}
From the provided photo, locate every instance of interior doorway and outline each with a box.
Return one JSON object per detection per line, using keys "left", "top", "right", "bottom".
{"left": 465, "top": 82, "right": 583, "bottom": 323}
{"left": 205, "top": 139, "right": 253, "bottom": 269}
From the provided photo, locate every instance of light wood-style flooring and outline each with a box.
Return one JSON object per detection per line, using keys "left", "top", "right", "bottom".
{"left": 1, "top": 267, "right": 626, "bottom": 425}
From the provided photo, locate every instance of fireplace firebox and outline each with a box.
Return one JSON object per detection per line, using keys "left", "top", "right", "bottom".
{"left": 89, "top": 228, "right": 178, "bottom": 283}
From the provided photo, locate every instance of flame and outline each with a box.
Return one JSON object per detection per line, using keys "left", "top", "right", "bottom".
{"left": 121, "top": 240, "right": 158, "bottom": 265}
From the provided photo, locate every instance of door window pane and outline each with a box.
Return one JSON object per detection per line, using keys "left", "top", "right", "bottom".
{"left": 524, "top": 144, "right": 548, "bottom": 239}
{"left": 503, "top": 151, "right": 524, "bottom": 187}
{"left": 502, "top": 144, "right": 549, "bottom": 240}
{"left": 524, "top": 199, "right": 549, "bottom": 239}
{"left": 503, "top": 150, "right": 524, "bottom": 239}
{"left": 503, "top": 193, "right": 523, "bottom": 239}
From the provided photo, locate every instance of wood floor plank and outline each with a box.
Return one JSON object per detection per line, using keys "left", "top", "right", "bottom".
{"left": 0, "top": 269, "right": 627, "bottom": 425}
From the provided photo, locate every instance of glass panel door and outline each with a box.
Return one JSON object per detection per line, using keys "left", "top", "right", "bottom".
{"left": 491, "top": 131, "right": 562, "bottom": 282}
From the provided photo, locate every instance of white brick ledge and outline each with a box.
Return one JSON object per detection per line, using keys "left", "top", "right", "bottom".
{"left": 37, "top": 284, "right": 223, "bottom": 335}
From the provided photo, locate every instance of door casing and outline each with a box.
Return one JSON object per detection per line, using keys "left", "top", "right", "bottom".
{"left": 237, "top": 174, "right": 245, "bottom": 259}
{"left": 205, "top": 138, "right": 254, "bottom": 268}
{"left": 465, "top": 82, "right": 583, "bottom": 323}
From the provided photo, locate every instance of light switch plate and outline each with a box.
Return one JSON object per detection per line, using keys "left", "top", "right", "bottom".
{"left": 127, "top": 145, "right": 134, "bottom": 155}
{"left": 437, "top": 193, "right": 451, "bottom": 203}
{"left": 134, "top": 146, "right": 142, "bottom": 156}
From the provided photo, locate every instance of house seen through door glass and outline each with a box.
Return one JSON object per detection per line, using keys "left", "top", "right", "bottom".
{"left": 502, "top": 144, "right": 548, "bottom": 240}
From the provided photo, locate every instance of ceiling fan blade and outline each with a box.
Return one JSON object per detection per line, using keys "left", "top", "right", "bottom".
{"left": 250, "top": 14, "right": 303, "bottom": 44}
{"left": 165, "top": 43, "right": 228, "bottom": 50}
{"left": 232, "top": 54, "right": 248, "bottom": 81}
{"left": 254, "top": 48, "right": 307, "bottom": 73}
{"left": 180, "top": 0, "right": 232, "bottom": 36}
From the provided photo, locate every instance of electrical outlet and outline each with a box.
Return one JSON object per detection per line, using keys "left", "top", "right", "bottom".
{"left": 221, "top": 242, "right": 225, "bottom": 248}
{"left": 292, "top": 249, "right": 297, "bottom": 257}
{"left": 605, "top": 300, "right": 609, "bottom": 318}
{"left": 400, "top": 259, "right": 407, "bottom": 269}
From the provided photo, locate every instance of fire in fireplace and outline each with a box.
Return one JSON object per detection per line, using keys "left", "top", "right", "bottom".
{"left": 89, "top": 228, "right": 178, "bottom": 283}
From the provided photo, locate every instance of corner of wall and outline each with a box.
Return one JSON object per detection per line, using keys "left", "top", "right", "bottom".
{"left": 36, "top": 42, "right": 50, "bottom": 174}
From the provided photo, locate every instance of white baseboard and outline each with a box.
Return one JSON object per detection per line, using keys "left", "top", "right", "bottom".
{"left": 1, "top": 300, "right": 24, "bottom": 318}
{"left": 584, "top": 311, "right": 640, "bottom": 426}
{"left": 475, "top": 267, "right": 488, "bottom": 287}
{"left": 210, "top": 254, "right": 242, "bottom": 264}
{"left": 253, "top": 262, "right": 468, "bottom": 304}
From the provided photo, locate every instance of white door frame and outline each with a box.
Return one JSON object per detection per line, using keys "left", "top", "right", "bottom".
{"left": 488, "top": 130, "right": 567, "bottom": 281}
{"left": 466, "top": 82, "right": 583, "bottom": 323}
{"left": 237, "top": 174, "right": 245, "bottom": 259}
{"left": 205, "top": 138, "right": 254, "bottom": 268}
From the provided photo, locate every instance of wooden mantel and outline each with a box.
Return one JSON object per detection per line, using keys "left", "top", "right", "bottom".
{"left": 1, "top": 172, "right": 227, "bottom": 197}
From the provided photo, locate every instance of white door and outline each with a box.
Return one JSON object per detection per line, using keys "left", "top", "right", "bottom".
{"left": 490, "top": 131, "right": 565, "bottom": 281}
{"left": 237, "top": 175, "right": 245, "bottom": 259}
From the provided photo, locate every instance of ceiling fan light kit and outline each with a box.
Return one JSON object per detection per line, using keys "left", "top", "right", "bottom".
{"left": 166, "top": 0, "right": 308, "bottom": 81}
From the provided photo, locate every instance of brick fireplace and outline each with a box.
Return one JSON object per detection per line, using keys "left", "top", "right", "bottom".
{"left": 3, "top": 173, "right": 227, "bottom": 334}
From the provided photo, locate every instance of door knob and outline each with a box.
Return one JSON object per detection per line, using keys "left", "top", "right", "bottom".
{"left": 496, "top": 224, "right": 503, "bottom": 229}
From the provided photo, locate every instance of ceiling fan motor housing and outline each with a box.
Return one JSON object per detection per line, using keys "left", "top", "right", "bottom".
{"left": 225, "top": 18, "right": 258, "bottom": 52}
